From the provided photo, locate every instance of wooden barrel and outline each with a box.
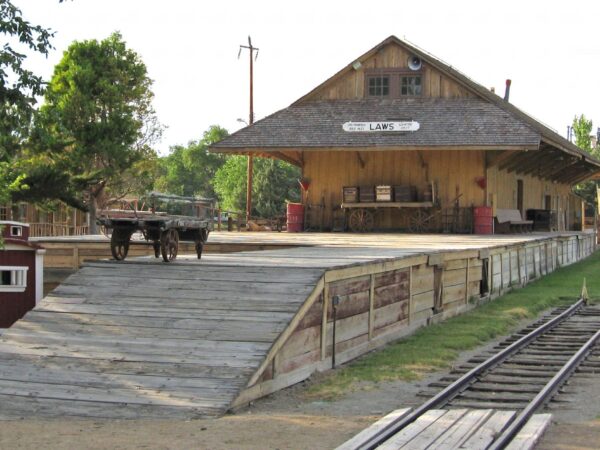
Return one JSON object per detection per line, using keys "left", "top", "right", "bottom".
{"left": 473, "top": 206, "right": 493, "bottom": 234}
{"left": 286, "top": 203, "right": 304, "bottom": 232}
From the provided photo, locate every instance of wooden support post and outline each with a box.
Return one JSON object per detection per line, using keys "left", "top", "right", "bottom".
{"left": 508, "top": 251, "right": 513, "bottom": 286}
{"left": 368, "top": 274, "right": 375, "bottom": 340}
{"left": 464, "top": 258, "right": 470, "bottom": 305}
{"left": 517, "top": 249, "right": 522, "bottom": 286}
{"left": 408, "top": 266, "right": 413, "bottom": 324}
{"left": 321, "top": 282, "right": 330, "bottom": 360}
{"left": 490, "top": 255, "right": 494, "bottom": 295}
{"left": 72, "top": 246, "right": 79, "bottom": 270}
{"left": 499, "top": 254, "right": 504, "bottom": 294}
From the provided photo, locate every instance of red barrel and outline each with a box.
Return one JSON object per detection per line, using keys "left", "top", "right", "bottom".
{"left": 473, "top": 206, "right": 493, "bottom": 234}
{"left": 286, "top": 203, "right": 304, "bottom": 232}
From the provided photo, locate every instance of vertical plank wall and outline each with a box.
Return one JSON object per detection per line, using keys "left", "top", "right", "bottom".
{"left": 303, "top": 150, "right": 485, "bottom": 229}
{"left": 234, "top": 233, "right": 596, "bottom": 408}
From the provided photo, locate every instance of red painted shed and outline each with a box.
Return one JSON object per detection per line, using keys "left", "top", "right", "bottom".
{"left": 0, "top": 221, "right": 45, "bottom": 328}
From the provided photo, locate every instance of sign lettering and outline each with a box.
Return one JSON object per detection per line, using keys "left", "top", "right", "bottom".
{"left": 342, "top": 121, "right": 420, "bottom": 133}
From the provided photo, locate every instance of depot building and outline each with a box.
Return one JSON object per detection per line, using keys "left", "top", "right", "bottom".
{"left": 212, "top": 36, "right": 600, "bottom": 233}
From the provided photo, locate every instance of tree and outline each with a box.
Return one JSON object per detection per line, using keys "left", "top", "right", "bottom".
{"left": 572, "top": 114, "right": 593, "bottom": 153}
{"left": 0, "top": 0, "right": 54, "bottom": 204}
{"left": 31, "top": 32, "right": 162, "bottom": 233}
{"left": 572, "top": 114, "right": 599, "bottom": 207}
{"left": 213, "top": 156, "right": 300, "bottom": 217}
{"left": 155, "top": 125, "right": 228, "bottom": 198}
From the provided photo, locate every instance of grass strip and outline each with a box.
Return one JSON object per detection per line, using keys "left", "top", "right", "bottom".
{"left": 306, "top": 249, "right": 600, "bottom": 400}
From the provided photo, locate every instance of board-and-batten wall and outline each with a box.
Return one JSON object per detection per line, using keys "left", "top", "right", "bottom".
{"left": 303, "top": 150, "right": 577, "bottom": 231}
{"left": 303, "top": 149, "right": 485, "bottom": 229}
{"left": 304, "top": 43, "right": 474, "bottom": 102}
{"left": 486, "top": 165, "right": 577, "bottom": 230}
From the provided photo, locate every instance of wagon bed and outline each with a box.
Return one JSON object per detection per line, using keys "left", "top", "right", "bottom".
{"left": 97, "top": 193, "right": 214, "bottom": 262}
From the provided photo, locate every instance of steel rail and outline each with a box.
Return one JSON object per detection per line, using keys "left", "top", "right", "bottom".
{"left": 350, "top": 298, "right": 585, "bottom": 450}
{"left": 488, "top": 328, "right": 600, "bottom": 449}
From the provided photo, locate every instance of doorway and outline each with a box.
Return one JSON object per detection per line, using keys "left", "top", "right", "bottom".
{"left": 517, "top": 180, "right": 524, "bottom": 215}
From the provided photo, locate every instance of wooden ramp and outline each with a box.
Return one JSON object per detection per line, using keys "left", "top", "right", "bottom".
{"left": 0, "top": 257, "right": 323, "bottom": 419}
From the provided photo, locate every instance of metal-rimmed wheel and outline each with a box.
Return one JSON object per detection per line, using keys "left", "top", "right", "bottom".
{"left": 160, "top": 228, "right": 179, "bottom": 262}
{"left": 110, "top": 229, "right": 131, "bottom": 261}
{"left": 195, "top": 229, "right": 208, "bottom": 259}
{"left": 408, "top": 209, "right": 429, "bottom": 233}
{"left": 348, "top": 208, "right": 375, "bottom": 232}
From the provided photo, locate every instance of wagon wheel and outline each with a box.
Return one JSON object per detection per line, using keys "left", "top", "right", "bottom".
{"left": 160, "top": 229, "right": 179, "bottom": 262}
{"left": 348, "top": 208, "right": 375, "bottom": 232}
{"left": 110, "top": 229, "right": 131, "bottom": 261}
{"left": 195, "top": 229, "right": 209, "bottom": 259}
{"left": 408, "top": 209, "right": 429, "bottom": 233}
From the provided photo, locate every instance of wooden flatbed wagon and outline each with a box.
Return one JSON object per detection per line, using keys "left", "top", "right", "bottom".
{"left": 342, "top": 182, "right": 439, "bottom": 232}
{"left": 97, "top": 192, "right": 214, "bottom": 262}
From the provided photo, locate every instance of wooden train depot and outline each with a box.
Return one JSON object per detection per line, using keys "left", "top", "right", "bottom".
{"left": 213, "top": 36, "right": 600, "bottom": 233}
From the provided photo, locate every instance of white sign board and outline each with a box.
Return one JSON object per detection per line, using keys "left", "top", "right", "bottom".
{"left": 342, "top": 121, "right": 420, "bottom": 132}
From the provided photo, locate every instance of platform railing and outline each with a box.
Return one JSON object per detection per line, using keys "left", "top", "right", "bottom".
{"left": 28, "top": 223, "right": 89, "bottom": 237}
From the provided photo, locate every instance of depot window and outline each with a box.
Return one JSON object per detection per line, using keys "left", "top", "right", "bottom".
{"left": 367, "top": 76, "right": 390, "bottom": 97}
{"left": 365, "top": 70, "right": 423, "bottom": 98}
{"left": 0, "top": 266, "right": 28, "bottom": 293}
{"left": 401, "top": 76, "right": 422, "bottom": 96}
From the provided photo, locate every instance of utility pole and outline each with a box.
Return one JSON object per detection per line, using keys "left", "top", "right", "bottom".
{"left": 239, "top": 36, "right": 259, "bottom": 223}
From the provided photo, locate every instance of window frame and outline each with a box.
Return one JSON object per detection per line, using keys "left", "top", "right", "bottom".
{"left": 0, "top": 266, "right": 28, "bottom": 293}
{"left": 400, "top": 75, "right": 423, "bottom": 97}
{"left": 365, "top": 69, "right": 424, "bottom": 99}
{"left": 366, "top": 74, "right": 391, "bottom": 97}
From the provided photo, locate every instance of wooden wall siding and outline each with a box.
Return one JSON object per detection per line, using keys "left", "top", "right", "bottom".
{"left": 0, "top": 250, "right": 36, "bottom": 328}
{"left": 305, "top": 43, "right": 475, "bottom": 102}
{"left": 486, "top": 164, "right": 574, "bottom": 229}
{"left": 303, "top": 150, "right": 485, "bottom": 230}
{"left": 242, "top": 232, "right": 596, "bottom": 409}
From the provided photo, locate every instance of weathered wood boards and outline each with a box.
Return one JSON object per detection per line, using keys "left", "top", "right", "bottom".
{"left": 0, "top": 231, "right": 594, "bottom": 420}
{"left": 0, "top": 259, "right": 322, "bottom": 419}
{"left": 335, "top": 408, "right": 551, "bottom": 450}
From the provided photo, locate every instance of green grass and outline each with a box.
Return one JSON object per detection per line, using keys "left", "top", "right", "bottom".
{"left": 306, "top": 250, "right": 600, "bottom": 400}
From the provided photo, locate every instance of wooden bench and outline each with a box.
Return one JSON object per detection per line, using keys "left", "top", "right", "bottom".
{"left": 495, "top": 209, "right": 534, "bottom": 233}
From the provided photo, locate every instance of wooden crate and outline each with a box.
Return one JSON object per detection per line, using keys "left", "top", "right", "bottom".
{"left": 376, "top": 185, "right": 392, "bottom": 202}
{"left": 342, "top": 186, "right": 359, "bottom": 203}
{"left": 359, "top": 186, "right": 375, "bottom": 202}
{"left": 394, "top": 185, "right": 416, "bottom": 202}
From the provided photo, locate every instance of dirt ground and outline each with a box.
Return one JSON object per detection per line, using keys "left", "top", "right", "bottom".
{"left": 1, "top": 326, "right": 599, "bottom": 449}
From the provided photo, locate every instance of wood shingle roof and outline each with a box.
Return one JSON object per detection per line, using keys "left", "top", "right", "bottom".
{"left": 212, "top": 98, "right": 540, "bottom": 150}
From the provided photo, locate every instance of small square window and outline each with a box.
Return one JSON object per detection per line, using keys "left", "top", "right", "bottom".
{"left": 401, "top": 76, "right": 422, "bottom": 96}
{"left": 10, "top": 226, "right": 22, "bottom": 237}
{"left": 368, "top": 76, "right": 390, "bottom": 97}
{"left": 0, "top": 266, "right": 28, "bottom": 292}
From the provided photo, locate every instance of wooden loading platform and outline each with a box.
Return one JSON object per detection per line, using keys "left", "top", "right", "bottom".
{"left": 0, "top": 232, "right": 595, "bottom": 419}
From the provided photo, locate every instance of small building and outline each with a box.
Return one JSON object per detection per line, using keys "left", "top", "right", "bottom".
{"left": 0, "top": 221, "right": 45, "bottom": 328}
{"left": 213, "top": 36, "right": 600, "bottom": 232}
{"left": 0, "top": 201, "right": 89, "bottom": 237}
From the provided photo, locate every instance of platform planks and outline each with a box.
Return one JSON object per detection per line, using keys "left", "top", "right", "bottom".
{"left": 0, "top": 259, "right": 323, "bottom": 419}
{"left": 336, "top": 408, "right": 551, "bottom": 450}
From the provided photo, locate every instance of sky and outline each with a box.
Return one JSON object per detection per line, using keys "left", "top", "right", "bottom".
{"left": 12, "top": 0, "right": 600, "bottom": 155}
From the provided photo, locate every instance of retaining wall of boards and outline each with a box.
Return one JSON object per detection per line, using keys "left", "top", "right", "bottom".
{"left": 232, "top": 232, "right": 596, "bottom": 408}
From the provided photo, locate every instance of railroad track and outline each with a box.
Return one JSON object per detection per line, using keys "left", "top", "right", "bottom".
{"left": 337, "top": 296, "right": 600, "bottom": 449}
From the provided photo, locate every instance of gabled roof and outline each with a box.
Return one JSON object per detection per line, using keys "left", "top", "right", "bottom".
{"left": 213, "top": 35, "right": 600, "bottom": 173}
